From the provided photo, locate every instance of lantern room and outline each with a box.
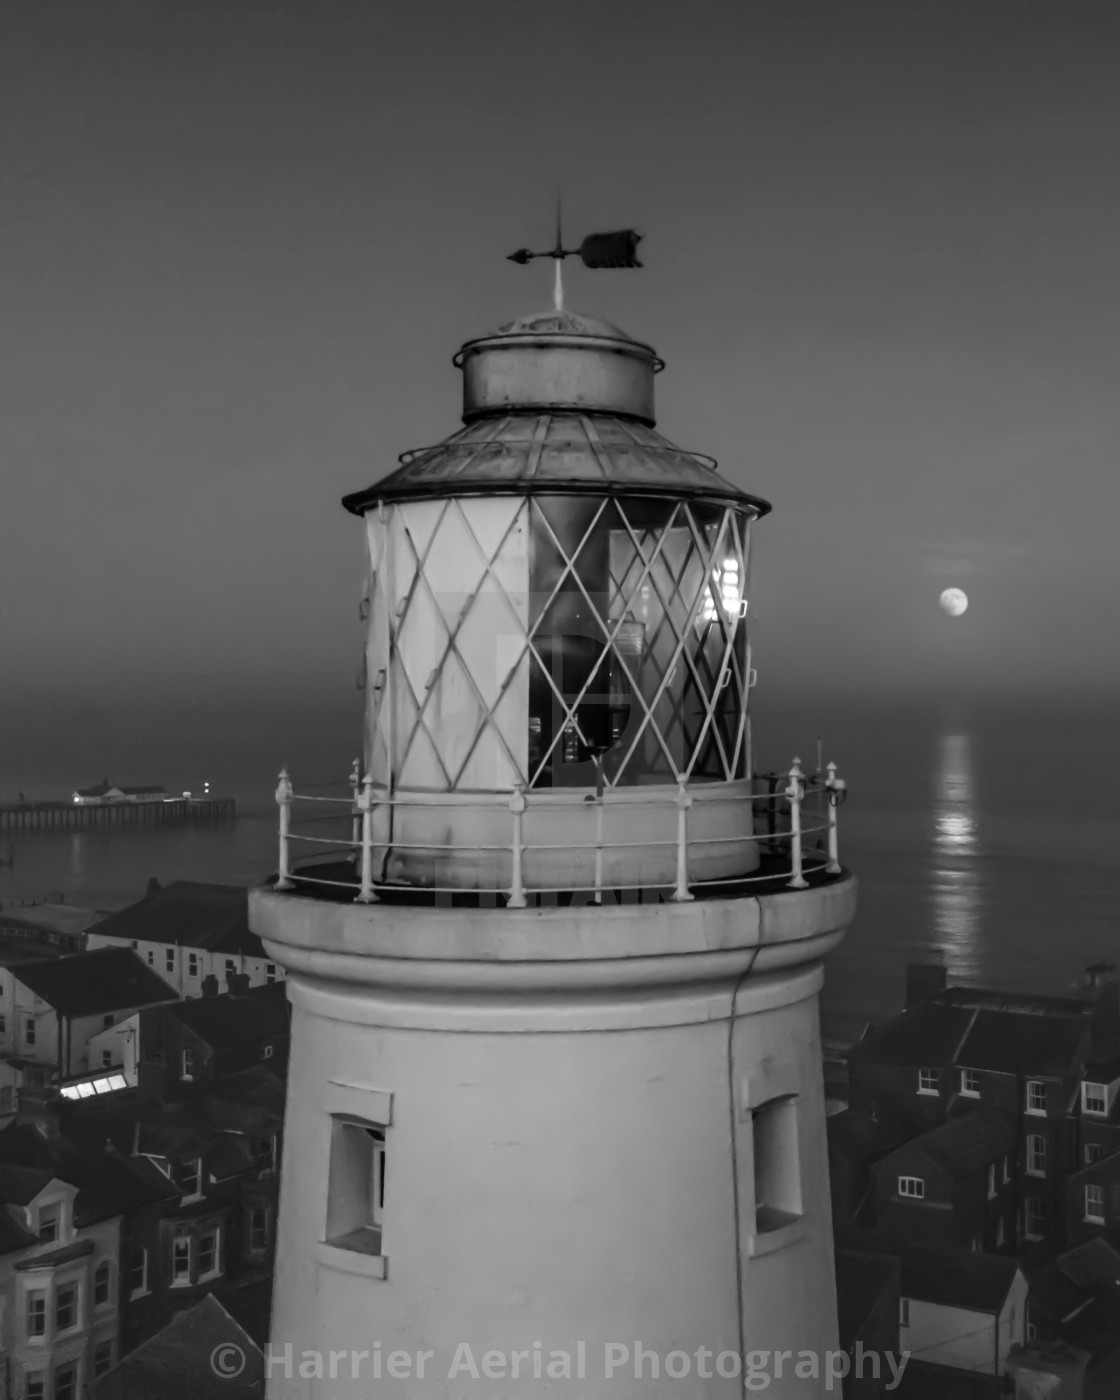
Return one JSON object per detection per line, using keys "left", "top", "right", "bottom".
{"left": 342, "top": 309, "right": 771, "bottom": 892}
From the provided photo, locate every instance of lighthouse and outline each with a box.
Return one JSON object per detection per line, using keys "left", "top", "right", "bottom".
{"left": 251, "top": 247, "right": 858, "bottom": 1397}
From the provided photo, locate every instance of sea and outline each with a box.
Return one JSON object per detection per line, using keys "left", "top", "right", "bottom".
{"left": 2, "top": 698, "right": 1118, "bottom": 1046}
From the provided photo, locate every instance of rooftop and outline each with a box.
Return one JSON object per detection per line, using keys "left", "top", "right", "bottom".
{"left": 163, "top": 981, "right": 289, "bottom": 1052}
{"left": 881, "top": 1108, "right": 1017, "bottom": 1178}
{"left": 14, "top": 948, "right": 179, "bottom": 1017}
{"left": 88, "top": 881, "right": 266, "bottom": 957}
{"left": 897, "top": 1244, "right": 1022, "bottom": 1313}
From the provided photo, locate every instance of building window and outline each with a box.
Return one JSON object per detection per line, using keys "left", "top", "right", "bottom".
{"left": 198, "top": 1227, "right": 222, "bottom": 1280}
{"left": 101, "top": 1050, "right": 113, "bottom": 1069}
{"left": 1003, "top": 1154, "right": 1012, "bottom": 1184}
{"left": 187, "top": 953, "right": 199, "bottom": 978}
{"left": 129, "top": 1247, "right": 148, "bottom": 1298}
{"left": 102, "top": 1014, "right": 114, "bottom": 1029}
{"left": 751, "top": 1095, "right": 802, "bottom": 1231}
{"left": 327, "top": 1117, "right": 388, "bottom": 1254}
{"left": 1085, "top": 1142, "right": 1106, "bottom": 1166}
{"left": 181, "top": 1048, "right": 195, "bottom": 1081}
{"left": 987, "top": 1163, "right": 997, "bottom": 1199}
{"left": 257, "top": 1135, "right": 275, "bottom": 1172}
{"left": 179, "top": 1158, "right": 203, "bottom": 1200}
{"left": 897, "top": 1175, "right": 925, "bottom": 1199}
{"left": 54, "top": 1361, "right": 78, "bottom": 1400}
{"left": 25, "top": 1372, "right": 45, "bottom": 1400}
{"left": 1026, "top": 1081, "right": 1046, "bottom": 1115}
{"left": 262, "top": 1045, "right": 274, "bottom": 1059}
{"left": 1024, "top": 1197, "right": 1047, "bottom": 1240}
{"left": 24, "top": 1016, "right": 36, "bottom": 1047}
{"left": 146, "top": 950, "right": 154, "bottom": 966}
{"left": 1083, "top": 1083, "right": 1108, "bottom": 1115}
{"left": 1085, "top": 1184, "right": 1106, "bottom": 1224}
{"left": 55, "top": 1281, "right": 78, "bottom": 1332}
{"left": 899, "top": 1298, "right": 910, "bottom": 1328}
{"left": 996, "top": 1215, "right": 1006, "bottom": 1248}
{"left": 249, "top": 1207, "right": 269, "bottom": 1251}
{"left": 93, "top": 1340, "right": 114, "bottom": 1378}
{"left": 26, "top": 1290, "right": 46, "bottom": 1337}
{"left": 1026, "top": 1135, "right": 1047, "bottom": 1177}
{"left": 225, "top": 959, "right": 236, "bottom": 977}
{"left": 171, "top": 1234, "right": 191, "bottom": 1285}
{"left": 917, "top": 1068, "right": 939, "bottom": 1095}
{"left": 94, "top": 1260, "right": 112, "bottom": 1306}
{"left": 266, "top": 963, "right": 277, "bottom": 982}
{"left": 960, "top": 1069, "right": 981, "bottom": 1097}
{"left": 0, "top": 1012, "right": 6, "bottom": 1034}
{"left": 36, "top": 1201, "right": 60, "bottom": 1243}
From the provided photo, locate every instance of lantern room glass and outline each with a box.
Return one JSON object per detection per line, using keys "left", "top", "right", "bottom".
{"left": 526, "top": 495, "right": 751, "bottom": 789}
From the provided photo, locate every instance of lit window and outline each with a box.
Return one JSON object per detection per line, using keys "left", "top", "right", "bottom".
{"left": 26, "top": 1290, "right": 46, "bottom": 1337}
{"left": 898, "top": 1176, "right": 925, "bottom": 1199}
{"left": 1023, "top": 1197, "right": 1046, "bottom": 1240}
{"left": 36, "top": 1202, "right": 60, "bottom": 1244}
{"left": 327, "top": 1118, "right": 388, "bottom": 1254}
{"left": 181, "top": 1048, "right": 195, "bottom": 1081}
{"left": 1026, "top": 1135, "right": 1047, "bottom": 1177}
{"left": 1083, "top": 1083, "right": 1108, "bottom": 1115}
{"left": 749, "top": 1095, "right": 802, "bottom": 1232}
{"left": 128, "top": 1247, "right": 148, "bottom": 1298}
{"left": 54, "top": 1360, "right": 78, "bottom": 1400}
{"left": 171, "top": 1234, "right": 191, "bottom": 1285}
{"left": 94, "top": 1260, "right": 112, "bottom": 1307}
{"left": 1085, "top": 1143, "right": 1106, "bottom": 1166}
{"left": 917, "top": 1068, "right": 940, "bottom": 1095}
{"left": 960, "top": 1069, "right": 981, "bottom": 1097}
{"left": 1026, "top": 1081, "right": 1046, "bottom": 1114}
{"left": 93, "top": 1340, "right": 114, "bottom": 1378}
{"left": 701, "top": 558, "right": 744, "bottom": 623}
{"left": 55, "top": 1281, "right": 78, "bottom": 1331}
{"left": 1086, "top": 1184, "right": 1106, "bottom": 1224}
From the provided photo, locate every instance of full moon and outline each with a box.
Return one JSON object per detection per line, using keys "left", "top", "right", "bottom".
{"left": 939, "top": 587, "right": 969, "bottom": 617}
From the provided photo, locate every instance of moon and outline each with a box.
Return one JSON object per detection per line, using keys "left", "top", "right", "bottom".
{"left": 939, "top": 587, "right": 969, "bottom": 618}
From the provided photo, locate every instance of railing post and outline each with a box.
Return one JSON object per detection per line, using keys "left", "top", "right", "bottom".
{"left": 785, "top": 758, "right": 809, "bottom": 889}
{"left": 354, "top": 774, "right": 378, "bottom": 904}
{"left": 825, "top": 761, "right": 846, "bottom": 875}
{"left": 593, "top": 794, "right": 605, "bottom": 906}
{"left": 349, "top": 757, "right": 362, "bottom": 860}
{"left": 275, "top": 768, "right": 294, "bottom": 890}
{"left": 670, "top": 777, "right": 695, "bottom": 903}
{"left": 508, "top": 786, "right": 527, "bottom": 909}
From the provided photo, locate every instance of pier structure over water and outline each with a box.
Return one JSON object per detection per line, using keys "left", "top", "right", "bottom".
{"left": 0, "top": 796, "right": 235, "bottom": 834}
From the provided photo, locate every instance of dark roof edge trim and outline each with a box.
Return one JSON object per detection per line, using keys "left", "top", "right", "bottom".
{"left": 342, "top": 483, "right": 772, "bottom": 518}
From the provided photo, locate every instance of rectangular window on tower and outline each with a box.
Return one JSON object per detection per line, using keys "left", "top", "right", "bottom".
{"left": 750, "top": 1095, "right": 802, "bottom": 1233}
{"left": 326, "top": 1116, "right": 387, "bottom": 1257}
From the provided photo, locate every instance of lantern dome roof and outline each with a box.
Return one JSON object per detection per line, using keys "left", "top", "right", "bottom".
{"left": 341, "top": 307, "right": 771, "bottom": 517}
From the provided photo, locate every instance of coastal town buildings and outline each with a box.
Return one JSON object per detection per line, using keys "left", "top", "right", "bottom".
{"left": 72, "top": 783, "right": 168, "bottom": 806}
{"left": 86, "top": 882, "right": 283, "bottom": 996}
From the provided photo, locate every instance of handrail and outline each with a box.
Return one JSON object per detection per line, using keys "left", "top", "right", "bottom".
{"left": 272, "top": 757, "right": 846, "bottom": 905}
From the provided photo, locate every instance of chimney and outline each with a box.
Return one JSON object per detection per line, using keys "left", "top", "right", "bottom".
{"left": 228, "top": 972, "right": 252, "bottom": 997}
{"left": 906, "top": 960, "right": 948, "bottom": 1008}
{"left": 144, "top": 877, "right": 162, "bottom": 900}
{"left": 201, "top": 974, "right": 220, "bottom": 998}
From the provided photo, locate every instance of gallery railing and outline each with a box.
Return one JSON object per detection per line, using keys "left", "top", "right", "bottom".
{"left": 272, "top": 760, "right": 847, "bottom": 906}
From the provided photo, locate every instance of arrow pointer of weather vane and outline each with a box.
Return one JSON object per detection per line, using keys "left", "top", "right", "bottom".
{"left": 507, "top": 202, "right": 642, "bottom": 312}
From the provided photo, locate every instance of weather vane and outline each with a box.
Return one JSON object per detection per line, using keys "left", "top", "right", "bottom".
{"left": 507, "top": 199, "right": 643, "bottom": 312}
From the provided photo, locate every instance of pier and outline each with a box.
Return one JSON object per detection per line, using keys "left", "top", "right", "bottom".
{"left": 0, "top": 796, "right": 235, "bottom": 834}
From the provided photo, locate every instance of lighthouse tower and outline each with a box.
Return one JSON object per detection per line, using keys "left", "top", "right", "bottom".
{"left": 252, "top": 288, "right": 857, "bottom": 1397}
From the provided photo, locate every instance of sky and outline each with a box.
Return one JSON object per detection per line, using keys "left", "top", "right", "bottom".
{"left": 2, "top": 0, "right": 1119, "bottom": 797}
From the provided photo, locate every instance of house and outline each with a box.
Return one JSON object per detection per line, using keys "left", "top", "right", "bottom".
{"left": 136, "top": 979, "right": 289, "bottom": 1097}
{"left": 896, "top": 1245, "right": 1027, "bottom": 1378}
{"left": 1010, "top": 1238, "right": 1120, "bottom": 1399}
{"left": 869, "top": 1109, "right": 1017, "bottom": 1252}
{"left": 0, "top": 949, "right": 178, "bottom": 1082}
{"left": 92, "top": 1290, "right": 266, "bottom": 1399}
{"left": 828, "top": 1104, "right": 917, "bottom": 1237}
{"left": 836, "top": 1248, "right": 900, "bottom": 1400}
{"left": 86, "top": 883, "right": 283, "bottom": 996}
{"left": 847, "top": 962, "right": 1120, "bottom": 1249}
{"left": 0, "top": 1100, "right": 176, "bottom": 1399}
{"left": 72, "top": 783, "right": 167, "bottom": 806}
